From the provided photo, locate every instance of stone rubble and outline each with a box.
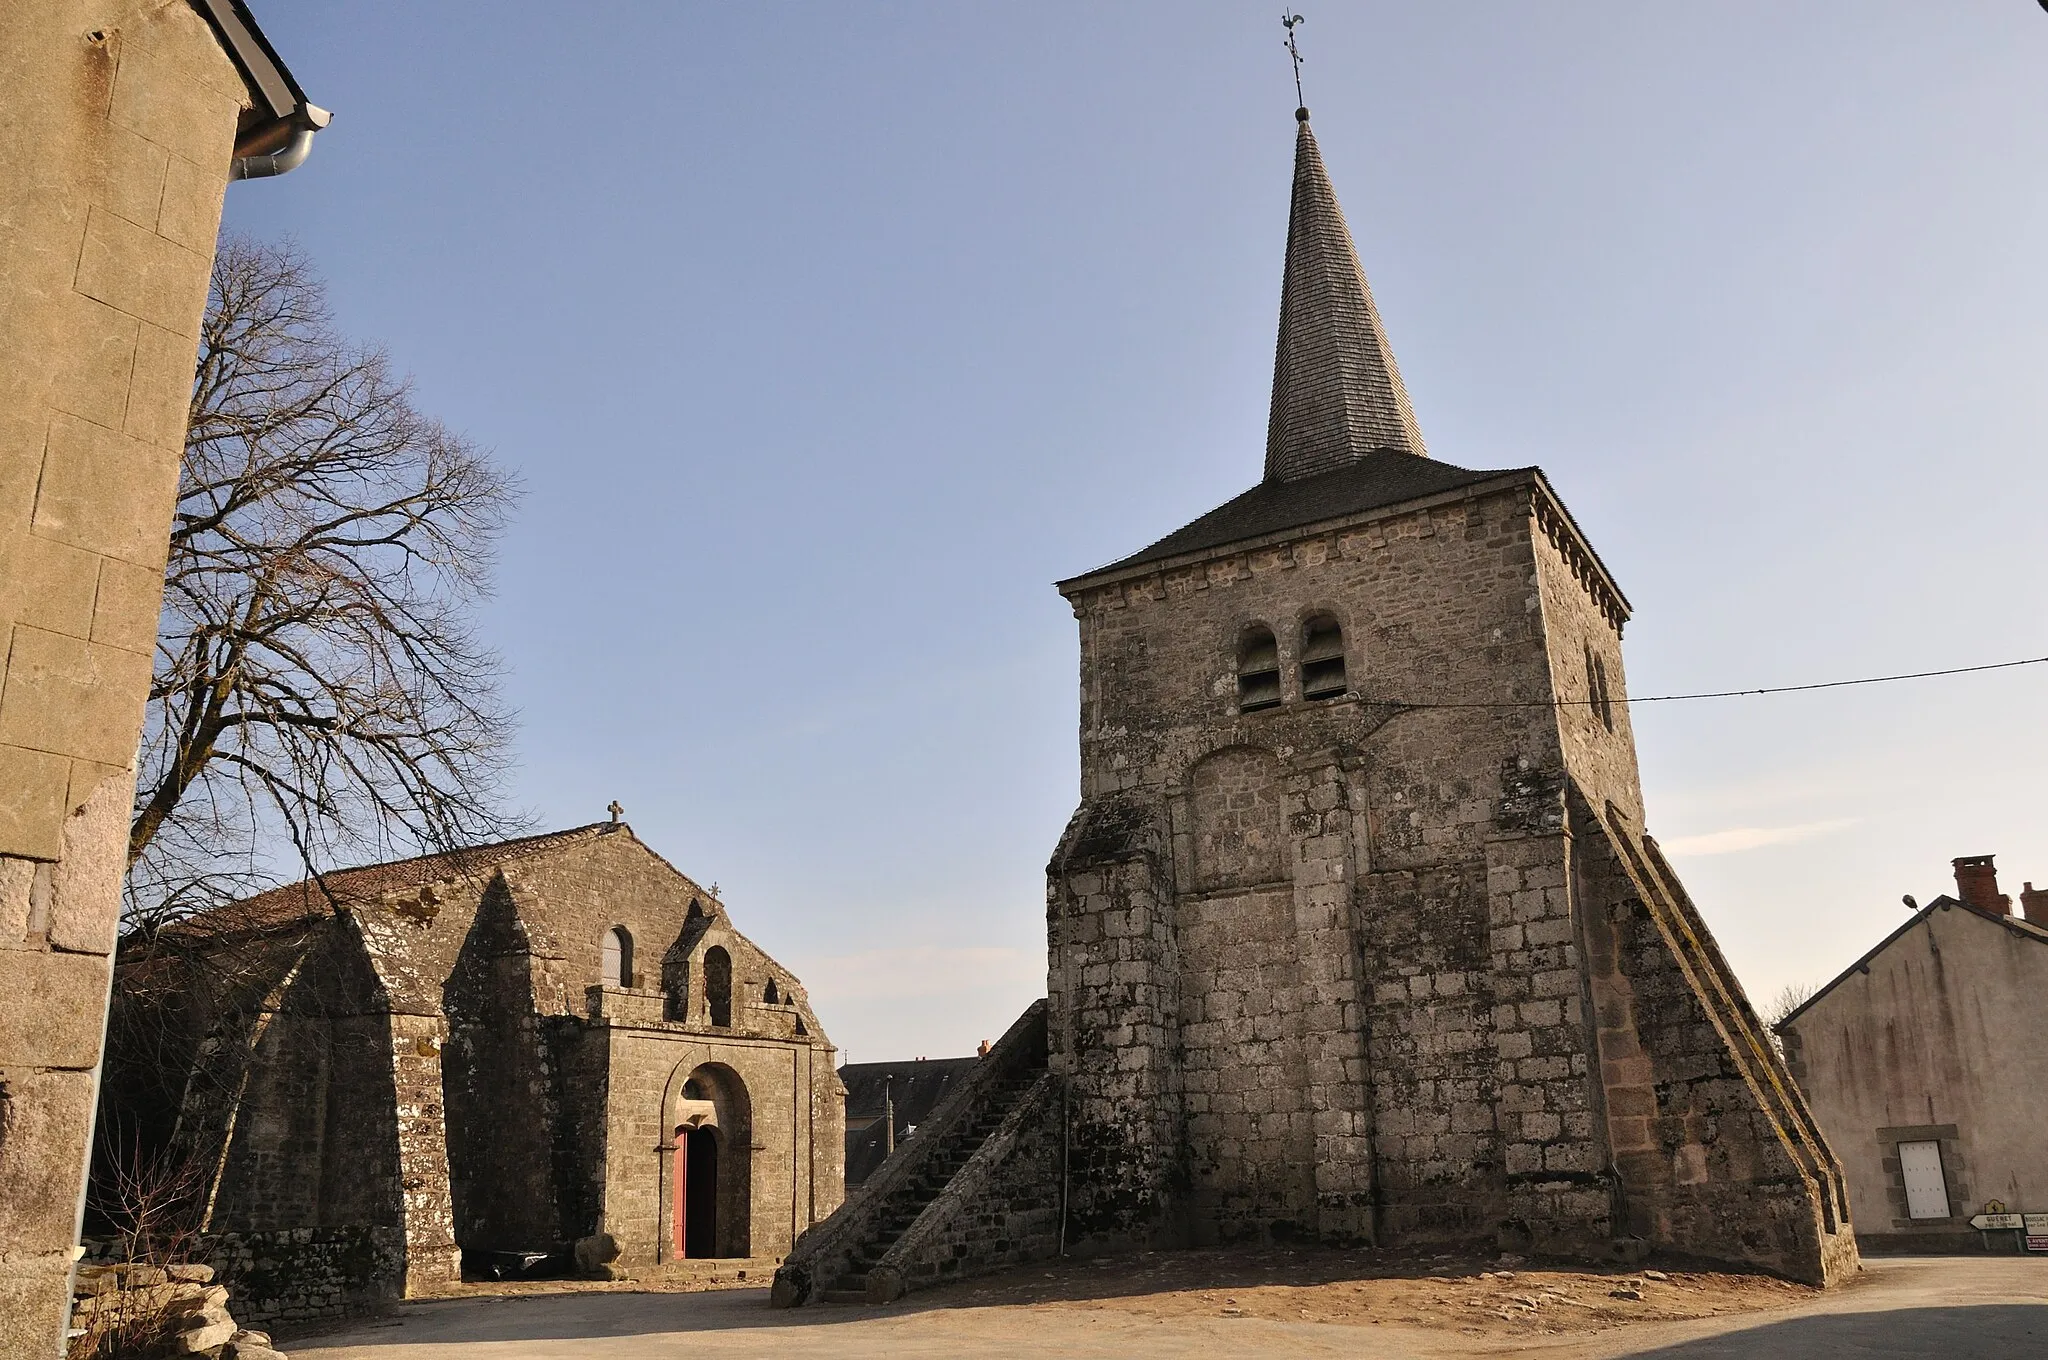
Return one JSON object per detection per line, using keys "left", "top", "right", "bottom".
{"left": 68, "top": 1263, "right": 289, "bottom": 1360}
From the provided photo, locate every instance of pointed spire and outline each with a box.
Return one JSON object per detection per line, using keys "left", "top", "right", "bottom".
{"left": 1265, "top": 109, "right": 1427, "bottom": 482}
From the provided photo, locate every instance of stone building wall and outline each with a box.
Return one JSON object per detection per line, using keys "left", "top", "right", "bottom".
{"left": 1049, "top": 474, "right": 1854, "bottom": 1281}
{"left": 0, "top": 5, "right": 253, "bottom": 1354}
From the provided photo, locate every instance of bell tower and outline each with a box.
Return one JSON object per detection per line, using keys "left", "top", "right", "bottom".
{"left": 1044, "top": 108, "right": 1856, "bottom": 1283}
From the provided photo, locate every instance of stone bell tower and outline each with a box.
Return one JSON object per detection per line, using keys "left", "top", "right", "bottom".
{"left": 1044, "top": 107, "right": 1857, "bottom": 1284}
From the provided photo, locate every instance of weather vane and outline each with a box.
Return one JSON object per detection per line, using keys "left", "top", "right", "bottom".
{"left": 1281, "top": 11, "right": 1307, "bottom": 111}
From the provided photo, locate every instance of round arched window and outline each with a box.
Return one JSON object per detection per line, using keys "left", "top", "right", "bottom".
{"left": 601, "top": 926, "right": 634, "bottom": 988}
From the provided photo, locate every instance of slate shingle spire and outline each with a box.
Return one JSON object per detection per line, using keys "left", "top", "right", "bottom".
{"left": 1265, "top": 108, "right": 1427, "bottom": 482}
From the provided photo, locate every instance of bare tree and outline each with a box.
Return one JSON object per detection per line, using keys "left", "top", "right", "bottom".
{"left": 125, "top": 236, "right": 524, "bottom": 929}
{"left": 1764, "top": 981, "right": 1816, "bottom": 1058}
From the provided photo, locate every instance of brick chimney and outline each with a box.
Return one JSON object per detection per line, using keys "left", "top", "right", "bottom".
{"left": 1952, "top": 855, "right": 2012, "bottom": 918}
{"left": 2021, "top": 882, "right": 2047, "bottom": 925}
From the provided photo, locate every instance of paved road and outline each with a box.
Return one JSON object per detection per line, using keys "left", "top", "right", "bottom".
{"left": 291, "top": 1256, "right": 2044, "bottom": 1359}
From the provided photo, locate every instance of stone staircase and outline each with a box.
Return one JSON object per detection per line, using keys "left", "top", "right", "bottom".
{"left": 820, "top": 1068, "right": 1044, "bottom": 1303}
{"left": 773, "top": 1001, "right": 1058, "bottom": 1306}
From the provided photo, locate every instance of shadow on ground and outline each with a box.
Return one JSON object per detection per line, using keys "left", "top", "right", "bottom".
{"left": 1612, "top": 1304, "right": 2044, "bottom": 1358}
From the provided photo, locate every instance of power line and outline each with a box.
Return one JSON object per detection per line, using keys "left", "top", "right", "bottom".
{"left": 1381, "top": 652, "right": 2048, "bottom": 712}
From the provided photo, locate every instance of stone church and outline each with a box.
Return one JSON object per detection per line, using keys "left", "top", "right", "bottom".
{"left": 102, "top": 820, "right": 844, "bottom": 1295}
{"left": 779, "top": 108, "right": 1857, "bottom": 1302}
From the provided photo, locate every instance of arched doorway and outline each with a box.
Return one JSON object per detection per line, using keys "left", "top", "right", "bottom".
{"left": 664, "top": 1065, "right": 751, "bottom": 1259}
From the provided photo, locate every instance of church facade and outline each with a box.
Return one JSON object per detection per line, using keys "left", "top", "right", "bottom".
{"left": 1042, "top": 111, "right": 1858, "bottom": 1283}
{"left": 102, "top": 821, "right": 844, "bottom": 1294}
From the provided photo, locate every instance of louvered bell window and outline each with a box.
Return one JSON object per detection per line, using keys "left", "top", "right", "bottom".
{"left": 1238, "top": 626, "right": 1282, "bottom": 712}
{"left": 1300, "top": 615, "right": 1347, "bottom": 700}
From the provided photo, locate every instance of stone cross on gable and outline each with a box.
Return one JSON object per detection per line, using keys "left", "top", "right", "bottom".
{"left": 607, "top": 800, "right": 623, "bottom": 824}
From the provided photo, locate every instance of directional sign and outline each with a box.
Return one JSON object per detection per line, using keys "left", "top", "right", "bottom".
{"left": 2026, "top": 1214, "right": 2048, "bottom": 1253}
{"left": 1970, "top": 1213, "right": 2024, "bottom": 1230}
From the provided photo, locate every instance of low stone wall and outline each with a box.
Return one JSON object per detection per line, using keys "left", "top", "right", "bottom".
{"left": 202, "top": 1226, "right": 401, "bottom": 1331}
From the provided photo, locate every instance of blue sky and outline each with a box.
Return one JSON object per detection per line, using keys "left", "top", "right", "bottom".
{"left": 224, "top": 3, "right": 2048, "bottom": 1061}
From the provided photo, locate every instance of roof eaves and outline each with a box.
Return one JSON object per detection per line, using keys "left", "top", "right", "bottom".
{"left": 1526, "top": 469, "right": 1633, "bottom": 627}
{"left": 188, "top": 0, "right": 308, "bottom": 122}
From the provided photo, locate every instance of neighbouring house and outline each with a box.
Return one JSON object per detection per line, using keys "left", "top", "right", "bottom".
{"left": 1777, "top": 855, "right": 2048, "bottom": 1253}
{"left": 839, "top": 1057, "right": 980, "bottom": 1187}
{"left": 98, "top": 820, "right": 846, "bottom": 1305}
{"left": 1, "top": 4, "right": 326, "bottom": 1352}
{"left": 775, "top": 104, "right": 1855, "bottom": 1307}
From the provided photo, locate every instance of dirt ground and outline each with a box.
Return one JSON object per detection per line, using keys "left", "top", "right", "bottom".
{"left": 910, "top": 1245, "right": 1817, "bottom": 1341}
{"left": 288, "top": 1254, "right": 2045, "bottom": 1360}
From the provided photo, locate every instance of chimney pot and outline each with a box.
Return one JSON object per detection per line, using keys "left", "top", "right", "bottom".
{"left": 1952, "top": 855, "right": 2012, "bottom": 918}
{"left": 2020, "top": 881, "right": 2047, "bottom": 925}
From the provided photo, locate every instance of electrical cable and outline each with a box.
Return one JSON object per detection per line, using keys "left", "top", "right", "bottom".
{"left": 1380, "top": 652, "right": 2048, "bottom": 711}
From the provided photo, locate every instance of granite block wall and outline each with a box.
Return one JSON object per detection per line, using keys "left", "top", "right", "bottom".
{"left": 0, "top": 5, "right": 250, "bottom": 1353}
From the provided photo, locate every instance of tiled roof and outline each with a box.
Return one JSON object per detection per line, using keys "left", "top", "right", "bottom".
{"left": 165, "top": 823, "right": 621, "bottom": 938}
{"left": 1066, "top": 449, "right": 1528, "bottom": 585}
{"left": 1266, "top": 111, "right": 1427, "bottom": 481}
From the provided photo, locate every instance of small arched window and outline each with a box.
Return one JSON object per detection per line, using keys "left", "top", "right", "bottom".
{"left": 601, "top": 926, "right": 634, "bottom": 988}
{"left": 705, "top": 946, "right": 732, "bottom": 1027}
{"left": 1237, "top": 625, "right": 1281, "bottom": 712}
{"left": 1300, "top": 614, "right": 1347, "bottom": 700}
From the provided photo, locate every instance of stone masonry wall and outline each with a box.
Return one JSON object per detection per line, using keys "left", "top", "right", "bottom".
{"left": 201, "top": 1225, "right": 402, "bottom": 1330}
{"left": 1055, "top": 483, "right": 1569, "bottom": 1253}
{"left": 1049, "top": 474, "right": 1852, "bottom": 1281}
{"left": 598, "top": 1019, "right": 841, "bottom": 1268}
{"left": 0, "top": 6, "right": 249, "bottom": 1355}
{"left": 1046, "top": 801, "right": 1184, "bottom": 1249}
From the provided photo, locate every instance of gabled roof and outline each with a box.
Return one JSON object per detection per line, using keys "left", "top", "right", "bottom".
{"left": 164, "top": 823, "right": 623, "bottom": 939}
{"left": 1061, "top": 450, "right": 1530, "bottom": 588}
{"left": 1776, "top": 895, "right": 2048, "bottom": 1031}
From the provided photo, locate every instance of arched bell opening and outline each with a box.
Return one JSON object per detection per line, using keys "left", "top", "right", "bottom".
{"left": 1236, "top": 623, "right": 1282, "bottom": 712}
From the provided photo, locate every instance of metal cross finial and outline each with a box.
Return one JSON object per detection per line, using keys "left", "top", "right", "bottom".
{"left": 607, "top": 800, "right": 623, "bottom": 824}
{"left": 1281, "top": 12, "right": 1307, "bottom": 111}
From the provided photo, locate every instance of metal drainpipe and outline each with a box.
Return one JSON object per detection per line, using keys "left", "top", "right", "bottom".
{"left": 230, "top": 104, "right": 331, "bottom": 181}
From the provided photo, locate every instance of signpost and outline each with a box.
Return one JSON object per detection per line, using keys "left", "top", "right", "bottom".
{"left": 1969, "top": 1212, "right": 2025, "bottom": 1230}
{"left": 2024, "top": 1213, "right": 2048, "bottom": 1254}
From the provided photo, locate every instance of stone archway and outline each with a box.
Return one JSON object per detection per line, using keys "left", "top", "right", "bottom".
{"left": 664, "top": 1063, "right": 752, "bottom": 1259}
